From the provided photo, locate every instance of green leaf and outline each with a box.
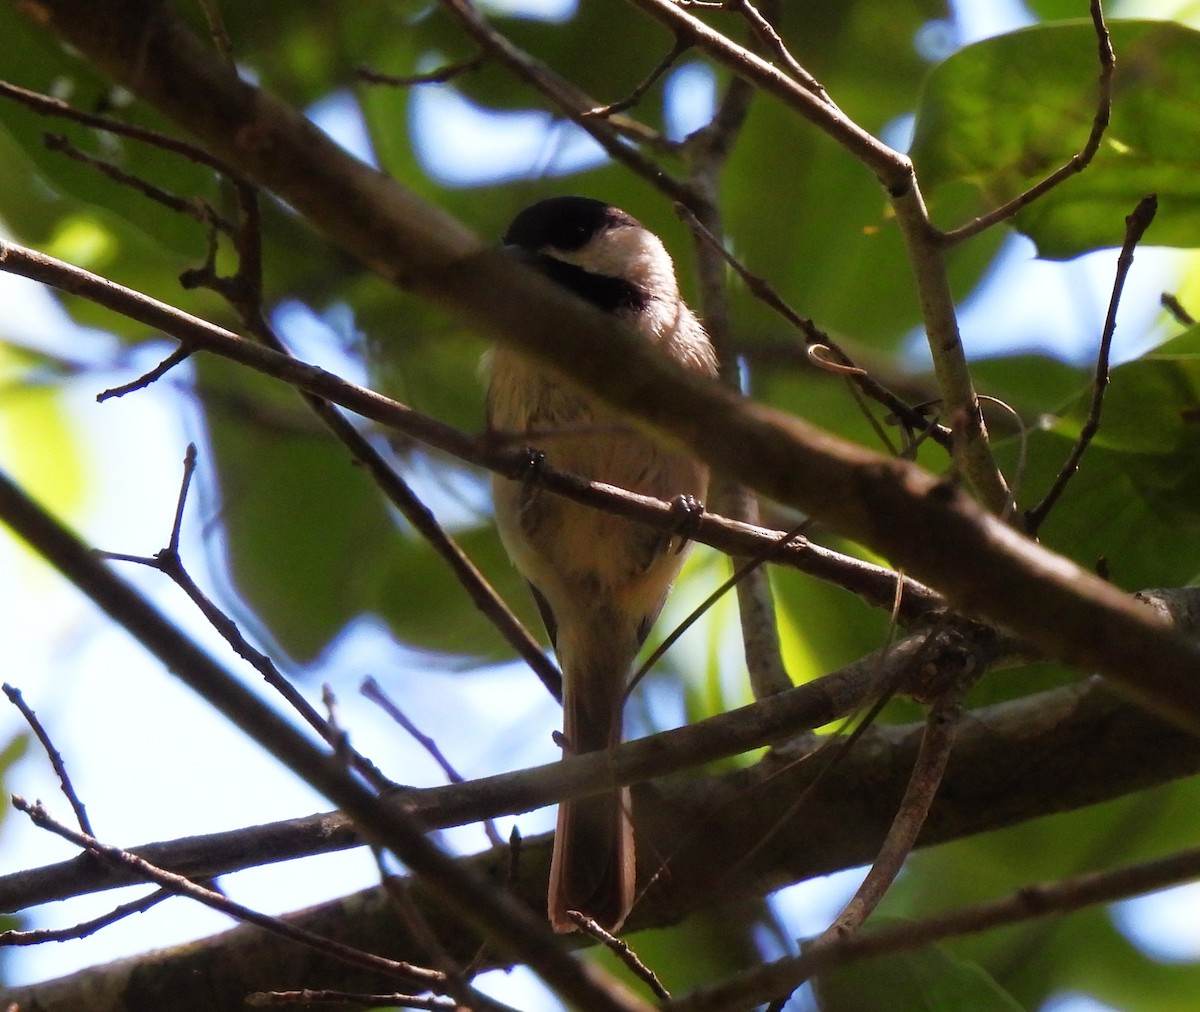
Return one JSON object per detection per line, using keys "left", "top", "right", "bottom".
{"left": 1043, "top": 327, "right": 1200, "bottom": 531}
{"left": 913, "top": 20, "right": 1200, "bottom": 258}
{"left": 0, "top": 342, "right": 89, "bottom": 529}
{"left": 725, "top": 0, "right": 1000, "bottom": 351}
{"left": 817, "top": 926, "right": 1024, "bottom": 1012}
{"left": 199, "top": 356, "right": 529, "bottom": 664}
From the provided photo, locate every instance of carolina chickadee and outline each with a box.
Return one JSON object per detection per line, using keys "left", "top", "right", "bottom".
{"left": 488, "top": 196, "right": 717, "bottom": 932}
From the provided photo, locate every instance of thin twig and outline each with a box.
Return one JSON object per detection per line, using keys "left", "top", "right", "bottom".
{"left": 439, "top": 0, "right": 691, "bottom": 188}
{"left": 373, "top": 870, "right": 513, "bottom": 1012}
{"left": 321, "top": 684, "right": 355, "bottom": 769}
{"left": 356, "top": 53, "right": 486, "bottom": 87}
{"left": 727, "top": 485, "right": 793, "bottom": 699}
{"left": 1161, "top": 292, "right": 1195, "bottom": 326}
{"left": 42, "top": 132, "right": 236, "bottom": 233}
{"left": 977, "top": 393, "right": 1028, "bottom": 523}
{"left": 0, "top": 889, "right": 170, "bottom": 946}
{"left": 0, "top": 78, "right": 237, "bottom": 176}
{"left": 11, "top": 796, "right": 450, "bottom": 988}
{"left": 691, "top": 621, "right": 958, "bottom": 899}
{"left": 567, "top": 912, "right": 671, "bottom": 1000}
{"left": 583, "top": 36, "right": 691, "bottom": 119}
{"left": 2, "top": 683, "right": 93, "bottom": 835}
{"left": 938, "top": 0, "right": 1115, "bottom": 246}
{"left": 664, "top": 841, "right": 1200, "bottom": 1011}
{"left": 1025, "top": 194, "right": 1157, "bottom": 534}
{"left": 675, "top": 203, "right": 951, "bottom": 449}
{"left": 725, "top": 0, "right": 834, "bottom": 106}
{"left": 196, "top": 0, "right": 236, "bottom": 62}
{"left": 625, "top": 520, "right": 810, "bottom": 700}
{"left": 246, "top": 991, "right": 460, "bottom": 1009}
{"left": 96, "top": 346, "right": 193, "bottom": 402}
{"left": 821, "top": 685, "right": 966, "bottom": 939}
{"left": 625, "top": 0, "right": 907, "bottom": 186}
{"left": 362, "top": 676, "right": 505, "bottom": 848}
{"left": 100, "top": 446, "right": 392, "bottom": 790}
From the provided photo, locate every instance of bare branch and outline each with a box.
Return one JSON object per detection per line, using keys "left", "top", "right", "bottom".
{"left": 96, "top": 345, "right": 193, "bottom": 402}
{"left": 0, "top": 620, "right": 1025, "bottom": 914}
{"left": 100, "top": 446, "right": 392, "bottom": 789}
{"left": 2, "top": 682, "right": 94, "bottom": 835}
{"left": 623, "top": 0, "right": 1009, "bottom": 508}
{"left": 1161, "top": 292, "right": 1195, "bottom": 326}
{"left": 362, "top": 676, "right": 505, "bottom": 848}
{"left": 9, "top": 672, "right": 1200, "bottom": 1007}
{"left": 567, "top": 912, "right": 671, "bottom": 1000}
{"left": 245, "top": 990, "right": 462, "bottom": 1010}
{"left": 821, "top": 683, "right": 966, "bottom": 938}
{"left": 196, "top": 0, "right": 235, "bottom": 62}
{"left": 357, "top": 54, "right": 486, "bottom": 88}
{"left": 665, "top": 840, "right": 1200, "bottom": 1011}
{"left": 0, "top": 467, "right": 651, "bottom": 1012}
{"left": 11, "top": 796, "right": 450, "bottom": 989}
{"left": 724, "top": 0, "right": 834, "bottom": 106}
{"left": 582, "top": 36, "right": 690, "bottom": 119}
{"left": 0, "top": 889, "right": 169, "bottom": 946}
{"left": 676, "top": 203, "right": 951, "bottom": 448}
{"left": 13, "top": 0, "right": 1200, "bottom": 735}
{"left": 42, "top": 131, "right": 235, "bottom": 232}
{"left": 0, "top": 78, "right": 236, "bottom": 176}
{"left": 440, "top": 0, "right": 688, "bottom": 180}
{"left": 1026, "top": 194, "right": 1158, "bottom": 534}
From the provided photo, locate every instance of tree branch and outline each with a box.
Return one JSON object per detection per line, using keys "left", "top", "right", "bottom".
{"left": 15, "top": 1, "right": 1200, "bottom": 739}
{"left": 0, "top": 236, "right": 939, "bottom": 624}
{"left": 8, "top": 675, "right": 1200, "bottom": 1011}
{"left": 0, "top": 467, "right": 650, "bottom": 1012}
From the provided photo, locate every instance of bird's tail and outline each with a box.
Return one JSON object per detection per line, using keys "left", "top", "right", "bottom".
{"left": 548, "top": 646, "right": 635, "bottom": 933}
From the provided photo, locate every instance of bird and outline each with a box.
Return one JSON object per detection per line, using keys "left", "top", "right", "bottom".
{"left": 486, "top": 196, "right": 717, "bottom": 933}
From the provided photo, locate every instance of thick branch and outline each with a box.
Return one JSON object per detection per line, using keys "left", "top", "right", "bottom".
{"left": 0, "top": 469, "right": 647, "bottom": 1012}
{"left": 0, "top": 630, "right": 944, "bottom": 912}
{"left": 0, "top": 237, "right": 940, "bottom": 624}
{"left": 7, "top": 676, "right": 1198, "bottom": 1011}
{"left": 625, "top": 0, "right": 1010, "bottom": 509}
{"left": 17, "top": 2, "right": 1200, "bottom": 732}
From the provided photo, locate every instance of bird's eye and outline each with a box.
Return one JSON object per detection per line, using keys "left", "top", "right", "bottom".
{"left": 550, "top": 220, "right": 597, "bottom": 251}
{"left": 552, "top": 225, "right": 590, "bottom": 250}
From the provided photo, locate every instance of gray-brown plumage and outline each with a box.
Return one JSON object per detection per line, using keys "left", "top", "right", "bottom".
{"left": 487, "top": 197, "right": 717, "bottom": 932}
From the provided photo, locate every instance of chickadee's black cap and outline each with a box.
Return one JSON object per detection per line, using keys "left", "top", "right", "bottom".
{"left": 503, "top": 196, "right": 638, "bottom": 252}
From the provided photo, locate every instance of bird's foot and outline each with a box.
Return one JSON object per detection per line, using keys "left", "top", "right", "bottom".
{"left": 668, "top": 494, "right": 705, "bottom": 553}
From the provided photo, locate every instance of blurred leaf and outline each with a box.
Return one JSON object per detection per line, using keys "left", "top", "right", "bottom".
{"left": 1024, "top": 0, "right": 1090, "bottom": 19}
{"left": 725, "top": 1, "right": 1004, "bottom": 351}
{"left": 913, "top": 20, "right": 1200, "bottom": 258}
{"left": 605, "top": 902, "right": 768, "bottom": 997}
{"left": 0, "top": 733, "right": 30, "bottom": 833}
{"left": 817, "top": 924, "right": 1024, "bottom": 1012}
{"left": 891, "top": 780, "right": 1200, "bottom": 1012}
{"left": 199, "top": 356, "right": 529, "bottom": 664}
{"left": 0, "top": 342, "right": 88, "bottom": 528}
{"left": 773, "top": 555, "right": 893, "bottom": 688}
{"left": 1034, "top": 326, "right": 1200, "bottom": 536}
{"left": 971, "top": 353, "right": 1088, "bottom": 421}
